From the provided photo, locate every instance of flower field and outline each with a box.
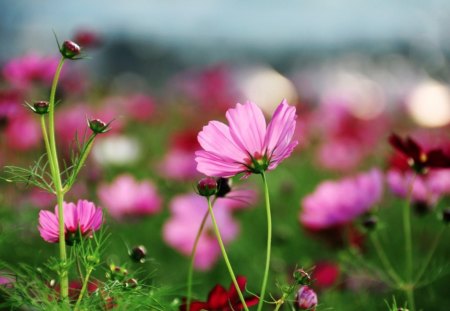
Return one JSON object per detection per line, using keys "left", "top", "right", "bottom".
{"left": 1, "top": 10, "right": 450, "bottom": 310}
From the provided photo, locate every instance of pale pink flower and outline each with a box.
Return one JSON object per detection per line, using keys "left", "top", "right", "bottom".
{"left": 38, "top": 200, "right": 103, "bottom": 244}
{"left": 5, "top": 113, "right": 41, "bottom": 150}
{"left": 97, "top": 174, "right": 162, "bottom": 219}
{"left": 300, "top": 169, "right": 383, "bottom": 230}
{"left": 2, "top": 54, "right": 59, "bottom": 89}
{"left": 196, "top": 99, "right": 297, "bottom": 177}
{"left": 163, "top": 193, "right": 239, "bottom": 270}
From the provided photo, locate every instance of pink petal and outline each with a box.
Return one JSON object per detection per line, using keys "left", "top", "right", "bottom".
{"left": 226, "top": 101, "right": 266, "bottom": 156}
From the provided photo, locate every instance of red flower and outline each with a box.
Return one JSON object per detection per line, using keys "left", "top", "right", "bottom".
{"left": 388, "top": 133, "right": 450, "bottom": 174}
{"left": 180, "top": 276, "right": 258, "bottom": 311}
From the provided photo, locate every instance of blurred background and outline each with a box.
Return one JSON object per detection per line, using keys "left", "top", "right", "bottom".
{"left": 1, "top": 1, "right": 450, "bottom": 310}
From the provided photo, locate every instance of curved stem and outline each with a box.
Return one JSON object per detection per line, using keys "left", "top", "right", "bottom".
{"left": 370, "top": 232, "right": 403, "bottom": 286}
{"left": 40, "top": 116, "right": 56, "bottom": 193}
{"left": 257, "top": 172, "right": 272, "bottom": 311}
{"left": 74, "top": 267, "right": 93, "bottom": 311}
{"left": 207, "top": 197, "right": 249, "bottom": 311}
{"left": 186, "top": 210, "right": 210, "bottom": 311}
{"left": 48, "top": 57, "right": 69, "bottom": 300}
{"left": 414, "top": 227, "right": 446, "bottom": 284}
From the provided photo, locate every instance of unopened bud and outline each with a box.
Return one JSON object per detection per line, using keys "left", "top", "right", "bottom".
{"left": 216, "top": 178, "right": 232, "bottom": 198}
{"left": 362, "top": 215, "right": 378, "bottom": 231}
{"left": 443, "top": 208, "right": 450, "bottom": 224}
{"left": 33, "top": 101, "right": 49, "bottom": 115}
{"left": 60, "top": 40, "right": 81, "bottom": 59}
{"left": 295, "top": 286, "right": 317, "bottom": 311}
{"left": 129, "top": 245, "right": 147, "bottom": 263}
{"left": 293, "top": 268, "right": 311, "bottom": 286}
{"left": 197, "top": 177, "right": 218, "bottom": 197}
{"left": 88, "top": 118, "right": 109, "bottom": 134}
{"left": 124, "top": 278, "right": 138, "bottom": 288}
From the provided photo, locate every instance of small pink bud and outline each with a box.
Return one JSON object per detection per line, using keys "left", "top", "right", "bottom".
{"left": 295, "top": 286, "right": 318, "bottom": 311}
{"left": 32, "top": 101, "right": 49, "bottom": 115}
{"left": 197, "top": 177, "right": 218, "bottom": 197}
{"left": 60, "top": 40, "right": 81, "bottom": 59}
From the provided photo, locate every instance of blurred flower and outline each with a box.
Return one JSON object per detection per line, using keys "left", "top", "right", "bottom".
{"left": 5, "top": 113, "right": 41, "bottom": 150}
{"left": 389, "top": 133, "right": 450, "bottom": 174}
{"left": 38, "top": 200, "right": 103, "bottom": 244}
{"left": 179, "top": 276, "right": 258, "bottom": 311}
{"left": 2, "top": 54, "right": 59, "bottom": 89}
{"left": 173, "top": 64, "right": 237, "bottom": 112}
{"left": 196, "top": 99, "right": 297, "bottom": 177}
{"left": 98, "top": 174, "right": 161, "bottom": 220}
{"left": 158, "top": 130, "right": 200, "bottom": 180}
{"left": 312, "top": 261, "right": 340, "bottom": 289}
{"left": 300, "top": 169, "right": 383, "bottom": 230}
{"left": 92, "top": 135, "right": 140, "bottom": 166}
{"left": 314, "top": 101, "right": 388, "bottom": 171}
{"left": 125, "top": 94, "right": 156, "bottom": 122}
{"left": 163, "top": 193, "right": 239, "bottom": 270}
{"left": 73, "top": 29, "right": 102, "bottom": 48}
{"left": 295, "top": 286, "right": 318, "bottom": 311}
{"left": 387, "top": 133, "right": 450, "bottom": 205}
{"left": 52, "top": 279, "right": 99, "bottom": 302}
{"left": 0, "top": 272, "right": 14, "bottom": 288}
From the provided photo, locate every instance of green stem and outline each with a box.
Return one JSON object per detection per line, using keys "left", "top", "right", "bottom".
{"left": 274, "top": 293, "right": 288, "bottom": 311}
{"left": 40, "top": 116, "right": 56, "bottom": 193}
{"left": 74, "top": 267, "right": 93, "bottom": 311}
{"left": 414, "top": 227, "right": 446, "bottom": 284}
{"left": 257, "top": 172, "right": 272, "bottom": 311}
{"left": 63, "top": 134, "right": 96, "bottom": 193}
{"left": 48, "top": 57, "right": 69, "bottom": 300}
{"left": 207, "top": 197, "right": 249, "bottom": 311}
{"left": 403, "top": 174, "right": 416, "bottom": 311}
{"left": 370, "top": 232, "right": 403, "bottom": 286}
{"left": 186, "top": 210, "right": 210, "bottom": 311}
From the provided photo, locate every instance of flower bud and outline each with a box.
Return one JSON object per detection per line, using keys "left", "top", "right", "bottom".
{"left": 129, "top": 245, "right": 147, "bottom": 263}
{"left": 60, "top": 40, "right": 81, "bottom": 59}
{"left": 216, "top": 178, "right": 232, "bottom": 198}
{"left": 32, "top": 101, "right": 49, "bottom": 115}
{"left": 293, "top": 268, "right": 311, "bottom": 286}
{"left": 295, "top": 286, "right": 318, "bottom": 311}
{"left": 86, "top": 255, "right": 100, "bottom": 266}
{"left": 197, "top": 177, "right": 218, "bottom": 197}
{"left": 88, "top": 118, "right": 109, "bottom": 134}
{"left": 443, "top": 208, "right": 450, "bottom": 224}
{"left": 362, "top": 215, "right": 378, "bottom": 231}
{"left": 124, "top": 278, "right": 138, "bottom": 288}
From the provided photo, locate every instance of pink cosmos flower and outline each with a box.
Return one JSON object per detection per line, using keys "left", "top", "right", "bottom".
{"left": 5, "top": 113, "right": 41, "bottom": 150}
{"left": 300, "top": 169, "right": 383, "bottom": 230}
{"left": 163, "top": 193, "right": 239, "bottom": 270}
{"left": 196, "top": 99, "right": 298, "bottom": 177}
{"left": 97, "top": 174, "right": 162, "bottom": 220}
{"left": 38, "top": 200, "right": 103, "bottom": 244}
{"left": 2, "top": 54, "right": 59, "bottom": 89}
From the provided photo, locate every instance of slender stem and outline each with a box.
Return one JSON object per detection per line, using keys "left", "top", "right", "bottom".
{"left": 206, "top": 197, "right": 249, "bottom": 311}
{"left": 370, "top": 232, "right": 403, "bottom": 286}
{"left": 257, "top": 172, "right": 272, "bottom": 311}
{"left": 63, "top": 134, "right": 96, "bottom": 193}
{"left": 48, "top": 57, "right": 69, "bottom": 300}
{"left": 40, "top": 116, "right": 56, "bottom": 193}
{"left": 274, "top": 293, "right": 288, "bottom": 311}
{"left": 76, "top": 255, "right": 85, "bottom": 282}
{"left": 403, "top": 173, "right": 416, "bottom": 311}
{"left": 186, "top": 210, "right": 210, "bottom": 311}
{"left": 74, "top": 267, "right": 93, "bottom": 311}
{"left": 414, "top": 227, "right": 446, "bottom": 284}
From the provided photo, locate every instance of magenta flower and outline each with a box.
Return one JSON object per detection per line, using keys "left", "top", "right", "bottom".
{"left": 295, "top": 286, "right": 318, "bottom": 311}
{"left": 2, "top": 54, "right": 59, "bottom": 89}
{"left": 196, "top": 99, "right": 297, "bottom": 177}
{"left": 163, "top": 193, "right": 239, "bottom": 270}
{"left": 38, "top": 200, "right": 103, "bottom": 244}
{"left": 300, "top": 169, "right": 383, "bottom": 230}
{"left": 98, "top": 174, "right": 162, "bottom": 220}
